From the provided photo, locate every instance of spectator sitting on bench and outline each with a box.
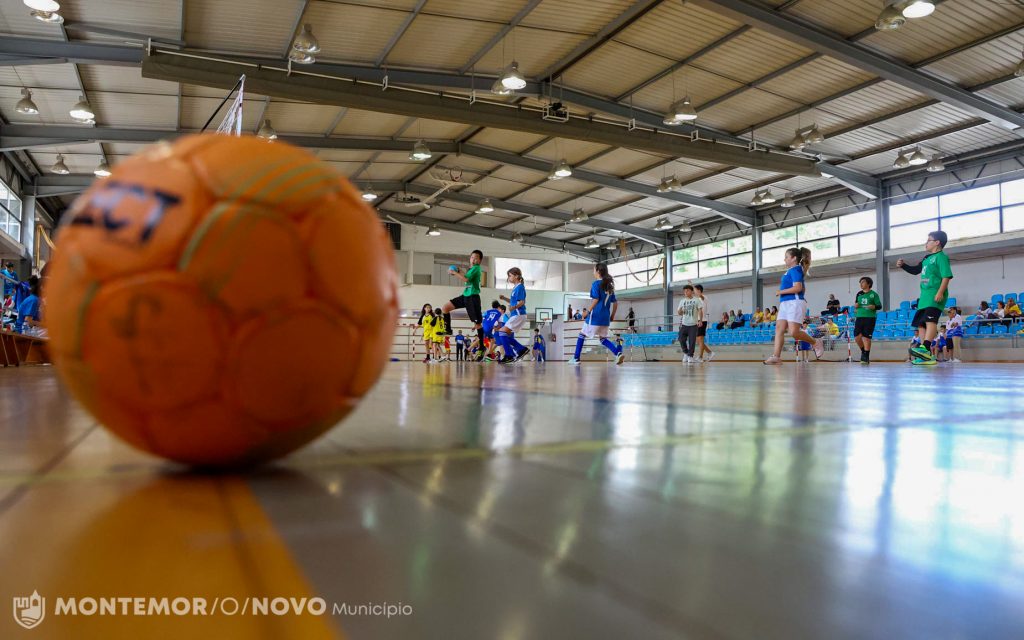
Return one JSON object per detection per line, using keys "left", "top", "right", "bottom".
{"left": 14, "top": 276, "right": 41, "bottom": 334}
{"left": 751, "top": 307, "right": 764, "bottom": 327}
{"left": 975, "top": 301, "right": 994, "bottom": 321}
{"left": 1007, "top": 296, "right": 1021, "bottom": 320}
{"left": 730, "top": 309, "right": 746, "bottom": 329}
{"left": 716, "top": 313, "right": 728, "bottom": 331}
{"left": 822, "top": 294, "right": 840, "bottom": 316}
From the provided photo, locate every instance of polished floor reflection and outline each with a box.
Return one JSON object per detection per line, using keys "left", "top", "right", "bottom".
{"left": 2, "top": 362, "right": 1024, "bottom": 639}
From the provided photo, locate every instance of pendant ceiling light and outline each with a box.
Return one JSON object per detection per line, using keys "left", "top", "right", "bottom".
{"left": 926, "top": 154, "right": 945, "bottom": 173}
{"left": 657, "top": 179, "right": 671, "bottom": 193}
{"left": 490, "top": 78, "right": 513, "bottom": 96}
{"left": 256, "top": 119, "right": 278, "bottom": 140}
{"left": 24, "top": 0, "right": 59, "bottom": 10}
{"left": 666, "top": 176, "right": 682, "bottom": 191}
{"left": 511, "top": 231, "right": 524, "bottom": 244}
{"left": 670, "top": 97, "right": 698, "bottom": 123}
{"left": 93, "top": 159, "right": 111, "bottom": 177}
{"left": 900, "top": 0, "right": 935, "bottom": 19}
{"left": 409, "top": 139, "right": 432, "bottom": 161}
{"left": 548, "top": 159, "right": 572, "bottom": 180}
{"left": 585, "top": 237, "right": 600, "bottom": 249}
{"left": 476, "top": 198, "right": 494, "bottom": 214}
{"left": 292, "top": 24, "right": 320, "bottom": 54}
{"left": 804, "top": 124, "right": 824, "bottom": 144}
{"left": 1015, "top": 48, "right": 1024, "bottom": 77}
{"left": 893, "top": 151, "right": 911, "bottom": 169}
{"left": 500, "top": 61, "right": 527, "bottom": 91}
{"left": 426, "top": 224, "right": 441, "bottom": 237}
{"left": 51, "top": 154, "right": 69, "bottom": 175}
{"left": 760, "top": 189, "right": 777, "bottom": 204}
{"left": 789, "top": 129, "right": 808, "bottom": 151}
{"left": 781, "top": 194, "right": 795, "bottom": 209}
{"left": 15, "top": 88, "right": 39, "bottom": 115}
{"left": 907, "top": 147, "right": 928, "bottom": 166}
{"left": 874, "top": 4, "right": 906, "bottom": 30}
{"left": 750, "top": 190, "right": 764, "bottom": 206}
{"left": 654, "top": 217, "right": 674, "bottom": 231}
{"left": 361, "top": 186, "right": 378, "bottom": 201}
{"left": 69, "top": 95, "right": 94, "bottom": 122}
{"left": 570, "top": 208, "right": 588, "bottom": 223}
{"left": 678, "top": 218, "right": 692, "bottom": 233}
{"left": 30, "top": 9, "right": 62, "bottom": 22}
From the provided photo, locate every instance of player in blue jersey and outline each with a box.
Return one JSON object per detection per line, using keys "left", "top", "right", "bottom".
{"left": 764, "top": 247, "right": 823, "bottom": 365}
{"left": 496, "top": 267, "right": 530, "bottom": 363}
{"left": 480, "top": 301, "right": 502, "bottom": 362}
{"left": 532, "top": 328, "right": 546, "bottom": 362}
{"left": 568, "top": 263, "right": 624, "bottom": 365}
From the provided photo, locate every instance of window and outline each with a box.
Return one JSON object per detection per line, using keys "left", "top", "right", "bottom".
{"left": 890, "top": 198, "right": 937, "bottom": 225}
{"left": 0, "top": 177, "right": 22, "bottom": 242}
{"left": 797, "top": 218, "right": 838, "bottom": 242}
{"left": 839, "top": 210, "right": 876, "bottom": 234}
{"left": 941, "top": 209, "right": 1000, "bottom": 239}
{"left": 608, "top": 256, "right": 665, "bottom": 291}
{"left": 762, "top": 226, "right": 796, "bottom": 249}
{"left": 840, "top": 230, "right": 877, "bottom": 256}
{"left": 940, "top": 184, "right": 999, "bottom": 215}
{"left": 1004, "top": 205, "right": 1024, "bottom": 232}
{"left": 761, "top": 248, "right": 785, "bottom": 268}
{"left": 671, "top": 234, "right": 752, "bottom": 281}
{"left": 1002, "top": 179, "right": 1024, "bottom": 206}
{"left": 891, "top": 221, "right": 935, "bottom": 249}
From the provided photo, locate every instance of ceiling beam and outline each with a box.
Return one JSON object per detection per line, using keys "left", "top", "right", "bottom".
{"left": 139, "top": 50, "right": 820, "bottom": 177}
{"left": 458, "top": 0, "right": 544, "bottom": 74}
{"left": 691, "top": 0, "right": 1024, "bottom": 131}
{"left": 379, "top": 210, "right": 600, "bottom": 260}
{"left": 460, "top": 143, "right": 755, "bottom": 225}
{"left": 375, "top": 0, "right": 427, "bottom": 67}
{"left": 364, "top": 180, "right": 668, "bottom": 245}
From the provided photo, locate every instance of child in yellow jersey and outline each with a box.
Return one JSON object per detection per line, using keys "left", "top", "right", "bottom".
{"left": 418, "top": 303, "right": 436, "bottom": 363}
{"left": 432, "top": 307, "right": 446, "bottom": 361}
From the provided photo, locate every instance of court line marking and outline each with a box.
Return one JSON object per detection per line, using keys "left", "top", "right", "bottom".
{"left": 0, "top": 423, "right": 851, "bottom": 489}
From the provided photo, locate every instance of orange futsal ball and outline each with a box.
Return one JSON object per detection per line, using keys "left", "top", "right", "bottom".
{"left": 45, "top": 134, "right": 398, "bottom": 466}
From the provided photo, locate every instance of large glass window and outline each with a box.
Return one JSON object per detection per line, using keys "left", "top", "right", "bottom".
{"left": 1002, "top": 179, "right": 1024, "bottom": 206}
{"left": 941, "top": 209, "right": 1000, "bottom": 239}
{"left": 940, "top": 184, "right": 999, "bottom": 215}
{"left": 761, "top": 209, "right": 876, "bottom": 264}
{"left": 0, "top": 178, "right": 22, "bottom": 242}
{"left": 607, "top": 255, "right": 665, "bottom": 291}
{"left": 891, "top": 199, "right": 937, "bottom": 225}
{"left": 671, "top": 234, "right": 752, "bottom": 281}
{"left": 891, "top": 221, "right": 935, "bottom": 249}
{"left": 888, "top": 179, "right": 1024, "bottom": 246}
{"left": 1004, "top": 205, "right": 1024, "bottom": 232}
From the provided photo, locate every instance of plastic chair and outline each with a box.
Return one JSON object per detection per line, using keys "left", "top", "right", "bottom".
{"left": 991, "top": 294, "right": 1004, "bottom": 305}
{"left": 993, "top": 325, "right": 1009, "bottom": 335}
{"left": 945, "top": 297, "right": 957, "bottom": 308}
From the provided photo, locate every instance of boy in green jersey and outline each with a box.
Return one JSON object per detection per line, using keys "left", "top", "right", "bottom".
{"left": 896, "top": 230, "right": 953, "bottom": 365}
{"left": 443, "top": 250, "right": 485, "bottom": 357}
{"left": 853, "top": 276, "right": 882, "bottom": 364}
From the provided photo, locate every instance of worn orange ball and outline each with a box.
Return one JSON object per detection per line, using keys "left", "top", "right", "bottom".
{"left": 45, "top": 134, "right": 398, "bottom": 466}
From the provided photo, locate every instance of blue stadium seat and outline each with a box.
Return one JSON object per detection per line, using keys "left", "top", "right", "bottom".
{"left": 966, "top": 325, "right": 979, "bottom": 335}
{"left": 1005, "top": 293, "right": 1017, "bottom": 302}
{"left": 899, "top": 300, "right": 911, "bottom": 310}
{"left": 945, "top": 297, "right": 956, "bottom": 308}
{"left": 993, "top": 325, "right": 1009, "bottom": 335}
{"left": 991, "top": 294, "right": 1004, "bottom": 305}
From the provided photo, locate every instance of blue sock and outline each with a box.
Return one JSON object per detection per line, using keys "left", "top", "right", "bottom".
{"left": 601, "top": 338, "right": 620, "bottom": 355}
{"left": 494, "top": 333, "right": 506, "bottom": 357}
{"left": 574, "top": 335, "right": 585, "bottom": 360}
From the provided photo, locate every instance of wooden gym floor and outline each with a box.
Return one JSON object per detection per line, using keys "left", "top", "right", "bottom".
{"left": 2, "top": 362, "right": 1024, "bottom": 639}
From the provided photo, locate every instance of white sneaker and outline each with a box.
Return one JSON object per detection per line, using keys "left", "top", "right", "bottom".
{"left": 951, "top": 358, "right": 962, "bottom": 363}
{"left": 705, "top": 351, "right": 716, "bottom": 362}
{"left": 567, "top": 358, "right": 581, "bottom": 365}
{"left": 615, "top": 353, "right": 625, "bottom": 365}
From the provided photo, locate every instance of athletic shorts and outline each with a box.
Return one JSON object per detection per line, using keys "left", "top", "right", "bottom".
{"left": 580, "top": 323, "right": 609, "bottom": 338}
{"left": 503, "top": 313, "right": 527, "bottom": 333}
{"left": 433, "top": 336, "right": 444, "bottom": 344}
{"left": 449, "top": 294, "right": 483, "bottom": 324}
{"left": 911, "top": 306, "right": 941, "bottom": 328}
{"left": 697, "top": 321, "right": 707, "bottom": 337}
{"left": 777, "top": 299, "right": 807, "bottom": 324}
{"left": 853, "top": 317, "right": 876, "bottom": 339}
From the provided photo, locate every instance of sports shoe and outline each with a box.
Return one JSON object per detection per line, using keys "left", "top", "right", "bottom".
{"left": 908, "top": 345, "right": 931, "bottom": 360}
{"left": 514, "top": 348, "right": 530, "bottom": 363}
{"left": 951, "top": 358, "right": 962, "bottom": 363}
{"left": 911, "top": 356, "right": 938, "bottom": 366}
{"left": 812, "top": 338, "right": 825, "bottom": 359}
{"left": 615, "top": 352, "right": 625, "bottom": 365}
{"left": 567, "top": 358, "right": 581, "bottom": 365}
{"left": 763, "top": 356, "right": 782, "bottom": 365}
{"left": 704, "top": 351, "right": 716, "bottom": 362}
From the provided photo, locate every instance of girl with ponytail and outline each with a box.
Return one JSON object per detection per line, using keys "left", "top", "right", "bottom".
{"left": 764, "top": 247, "right": 823, "bottom": 364}
{"left": 569, "top": 263, "right": 625, "bottom": 365}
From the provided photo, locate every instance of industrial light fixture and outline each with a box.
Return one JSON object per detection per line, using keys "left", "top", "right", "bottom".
{"left": 69, "top": 95, "right": 95, "bottom": 122}
{"left": 548, "top": 159, "right": 572, "bottom": 180}
{"left": 288, "top": 50, "right": 315, "bottom": 64}
{"left": 570, "top": 208, "right": 588, "bottom": 223}
{"left": 499, "top": 61, "right": 527, "bottom": 91}
{"left": 654, "top": 217, "right": 674, "bottom": 231}
{"left": 760, "top": 189, "right": 777, "bottom": 204}
{"left": 893, "top": 150, "right": 911, "bottom": 169}
{"left": 657, "top": 179, "right": 671, "bottom": 193}
{"left": 781, "top": 194, "right": 795, "bottom": 208}
{"left": 490, "top": 78, "right": 513, "bottom": 96}
{"left": 908, "top": 147, "right": 928, "bottom": 166}
{"left": 663, "top": 97, "right": 698, "bottom": 125}
{"left": 789, "top": 129, "right": 807, "bottom": 151}
{"left": 292, "top": 24, "right": 320, "bottom": 54}
{"left": 51, "top": 154, "right": 69, "bottom": 175}
{"left": 409, "top": 139, "right": 432, "bottom": 161}
{"left": 511, "top": 231, "right": 524, "bottom": 243}
{"left": 426, "top": 224, "right": 441, "bottom": 237}
{"left": 1015, "top": 48, "right": 1024, "bottom": 78}
{"left": 476, "top": 198, "right": 494, "bottom": 213}
{"left": 900, "top": 0, "right": 935, "bottom": 19}
{"left": 361, "top": 186, "right": 378, "bottom": 201}
{"left": 31, "top": 9, "right": 62, "bottom": 22}
{"left": 750, "top": 191, "right": 763, "bottom": 206}
{"left": 926, "top": 154, "right": 945, "bottom": 173}
{"left": 678, "top": 219, "right": 692, "bottom": 233}
{"left": 23, "top": 0, "right": 60, "bottom": 10}
{"left": 256, "top": 119, "right": 277, "bottom": 140}
{"left": 666, "top": 176, "right": 682, "bottom": 191}
{"left": 94, "top": 159, "right": 111, "bottom": 177}
{"left": 585, "top": 236, "right": 600, "bottom": 249}
{"left": 875, "top": 0, "right": 934, "bottom": 30}
{"left": 15, "top": 88, "right": 39, "bottom": 115}
{"left": 804, "top": 124, "right": 824, "bottom": 144}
